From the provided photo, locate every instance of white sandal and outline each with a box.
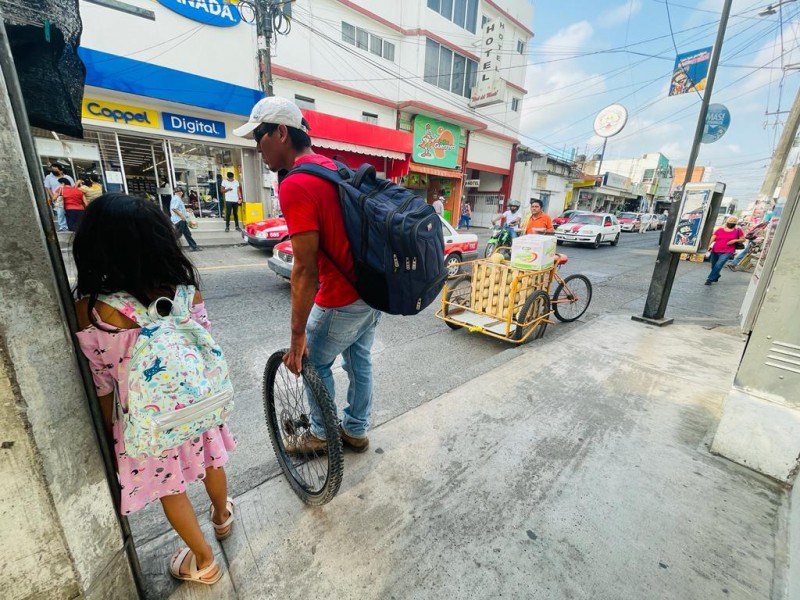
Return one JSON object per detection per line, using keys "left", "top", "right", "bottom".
{"left": 169, "top": 547, "right": 223, "bottom": 585}
{"left": 210, "top": 497, "right": 235, "bottom": 540}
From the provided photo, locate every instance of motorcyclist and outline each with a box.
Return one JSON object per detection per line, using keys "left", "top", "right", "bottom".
{"left": 492, "top": 200, "right": 523, "bottom": 240}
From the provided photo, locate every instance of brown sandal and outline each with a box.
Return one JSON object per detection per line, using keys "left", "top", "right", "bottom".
{"left": 168, "top": 547, "right": 223, "bottom": 585}
{"left": 210, "top": 497, "right": 234, "bottom": 540}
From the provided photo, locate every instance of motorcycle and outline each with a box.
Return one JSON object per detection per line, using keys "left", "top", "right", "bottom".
{"left": 484, "top": 225, "right": 514, "bottom": 259}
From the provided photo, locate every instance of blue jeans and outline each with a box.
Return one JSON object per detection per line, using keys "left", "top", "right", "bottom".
{"left": 707, "top": 251, "right": 734, "bottom": 283}
{"left": 306, "top": 300, "right": 381, "bottom": 439}
{"left": 54, "top": 205, "right": 67, "bottom": 231}
{"left": 459, "top": 215, "right": 470, "bottom": 229}
{"left": 504, "top": 225, "right": 518, "bottom": 240}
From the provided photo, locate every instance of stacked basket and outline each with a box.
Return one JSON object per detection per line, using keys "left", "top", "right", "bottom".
{"left": 470, "top": 257, "right": 552, "bottom": 321}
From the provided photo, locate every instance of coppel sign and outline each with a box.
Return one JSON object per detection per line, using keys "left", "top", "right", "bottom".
{"left": 163, "top": 112, "right": 226, "bottom": 138}
{"left": 82, "top": 98, "right": 159, "bottom": 128}
{"left": 157, "top": 0, "right": 241, "bottom": 27}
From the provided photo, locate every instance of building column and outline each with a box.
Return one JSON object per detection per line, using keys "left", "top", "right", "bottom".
{"left": 0, "top": 47, "right": 138, "bottom": 598}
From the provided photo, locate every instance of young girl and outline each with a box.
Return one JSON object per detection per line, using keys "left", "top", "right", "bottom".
{"left": 73, "top": 193, "right": 236, "bottom": 585}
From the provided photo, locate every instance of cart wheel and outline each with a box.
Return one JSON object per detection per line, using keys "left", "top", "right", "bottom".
{"left": 513, "top": 290, "right": 550, "bottom": 343}
{"left": 552, "top": 274, "right": 592, "bottom": 322}
{"left": 443, "top": 276, "right": 471, "bottom": 330}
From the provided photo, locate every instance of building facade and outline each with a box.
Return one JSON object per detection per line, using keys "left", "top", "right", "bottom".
{"left": 511, "top": 146, "right": 580, "bottom": 221}
{"left": 34, "top": 0, "right": 534, "bottom": 226}
{"left": 581, "top": 152, "right": 673, "bottom": 213}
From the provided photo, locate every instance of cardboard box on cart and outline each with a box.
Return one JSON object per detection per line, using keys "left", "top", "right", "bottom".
{"left": 510, "top": 234, "right": 557, "bottom": 270}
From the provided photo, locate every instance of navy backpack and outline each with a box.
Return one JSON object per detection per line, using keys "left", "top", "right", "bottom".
{"left": 286, "top": 162, "right": 446, "bottom": 316}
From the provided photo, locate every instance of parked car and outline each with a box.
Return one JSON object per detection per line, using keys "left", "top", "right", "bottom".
{"left": 554, "top": 209, "right": 587, "bottom": 226}
{"left": 268, "top": 216, "right": 479, "bottom": 281}
{"left": 242, "top": 217, "right": 289, "bottom": 249}
{"left": 617, "top": 211, "right": 642, "bottom": 232}
{"left": 555, "top": 212, "right": 621, "bottom": 248}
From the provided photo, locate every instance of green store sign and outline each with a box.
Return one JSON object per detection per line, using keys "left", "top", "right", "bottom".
{"left": 413, "top": 116, "right": 460, "bottom": 169}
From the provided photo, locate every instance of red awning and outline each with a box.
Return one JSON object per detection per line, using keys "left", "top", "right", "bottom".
{"left": 301, "top": 109, "right": 412, "bottom": 155}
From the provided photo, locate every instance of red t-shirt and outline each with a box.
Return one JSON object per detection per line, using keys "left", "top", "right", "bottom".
{"left": 280, "top": 154, "right": 359, "bottom": 308}
{"left": 711, "top": 226, "right": 743, "bottom": 254}
{"left": 61, "top": 186, "right": 85, "bottom": 211}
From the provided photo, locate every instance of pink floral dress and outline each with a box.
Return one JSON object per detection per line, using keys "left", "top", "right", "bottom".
{"left": 76, "top": 301, "right": 236, "bottom": 515}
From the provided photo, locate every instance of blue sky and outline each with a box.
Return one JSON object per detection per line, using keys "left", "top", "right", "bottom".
{"left": 519, "top": 0, "right": 800, "bottom": 201}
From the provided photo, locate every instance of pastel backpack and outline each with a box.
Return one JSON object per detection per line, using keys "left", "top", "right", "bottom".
{"left": 100, "top": 285, "right": 234, "bottom": 458}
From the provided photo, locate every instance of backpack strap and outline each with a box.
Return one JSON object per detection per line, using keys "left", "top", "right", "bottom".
{"left": 97, "top": 292, "right": 152, "bottom": 326}
{"left": 286, "top": 160, "right": 351, "bottom": 183}
{"left": 171, "top": 285, "right": 195, "bottom": 317}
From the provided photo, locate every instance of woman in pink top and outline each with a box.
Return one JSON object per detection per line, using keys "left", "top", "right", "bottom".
{"left": 706, "top": 216, "right": 745, "bottom": 285}
{"left": 73, "top": 194, "right": 236, "bottom": 585}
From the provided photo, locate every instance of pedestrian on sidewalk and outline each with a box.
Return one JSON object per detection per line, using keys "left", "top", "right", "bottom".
{"left": 78, "top": 173, "right": 103, "bottom": 205}
{"left": 459, "top": 199, "right": 472, "bottom": 230}
{"left": 235, "top": 96, "right": 381, "bottom": 454}
{"left": 44, "top": 162, "right": 73, "bottom": 232}
{"left": 432, "top": 191, "right": 444, "bottom": 216}
{"left": 705, "top": 216, "right": 745, "bottom": 285}
{"left": 221, "top": 171, "right": 242, "bottom": 232}
{"left": 73, "top": 194, "right": 236, "bottom": 586}
{"left": 171, "top": 189, "right": 202, "bottom": 252}
{"left": 56, "top": 178, "right": 86, "bottom": 232}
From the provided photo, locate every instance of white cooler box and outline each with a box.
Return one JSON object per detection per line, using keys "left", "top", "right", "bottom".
{"left": 510, "top": 235, "right": 557, "bottom": 270}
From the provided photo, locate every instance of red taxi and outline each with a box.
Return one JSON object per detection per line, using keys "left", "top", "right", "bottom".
{"left": 242, "top": 217, "right": 289, "bottom": 249}
{"left": 267, "top": 216, "right": 478, "bottom": 281}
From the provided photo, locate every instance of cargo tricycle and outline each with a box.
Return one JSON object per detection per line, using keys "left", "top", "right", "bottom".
{"left": 436, "top": 248, "right": 592, "bottom": 344}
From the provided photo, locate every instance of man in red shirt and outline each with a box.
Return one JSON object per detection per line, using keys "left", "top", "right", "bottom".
{"left": 235, "top": 97, "right": 380, "bottom": 455}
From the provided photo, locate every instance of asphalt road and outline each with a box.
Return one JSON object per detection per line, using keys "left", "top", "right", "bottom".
{"left": 127, "top": 228, "right": 707, "bottom": 543}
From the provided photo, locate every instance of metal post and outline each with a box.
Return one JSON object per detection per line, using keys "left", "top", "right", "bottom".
{"left": 636, "top": 0, "right": 734, "bottom": 325}
{"left": 257, "top": 0, "right": 274, "bottom": 96}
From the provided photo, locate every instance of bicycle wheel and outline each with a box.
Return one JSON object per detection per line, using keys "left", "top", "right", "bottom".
{"left": 263, "top": 350, "right": 343, "bottom": 505}
{"left": 552, "top": 274, "right": 592, "bottom": 322}
{"left": 513, "top": 290, "right": 550, "bottom": 342}
{"left": 443, "top": 275, "right": 471, "bottom": 330}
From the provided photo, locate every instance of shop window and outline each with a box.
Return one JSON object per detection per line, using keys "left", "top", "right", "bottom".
{"left": 424, "top": 38, "right": 477, "bottom": 98}
{"left": 341, "top": 21, "right": 395, "bottom": 62}
{"left": 429, "top": 0, "right": 477, "bottom": 32}
{"left": 517, "top": 40, "right": 525, "bottom": 54}
{"left": 294, "top": 95, "right": 316, "bottom": 110}
{"left": 362, "top": 112, "right": 379, "bottom": 125}
{"left": 511, "top": 97, "right": 521, "bottom": 112}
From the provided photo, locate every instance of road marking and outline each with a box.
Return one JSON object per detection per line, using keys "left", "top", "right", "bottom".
{"left": 197, "top": 262, "right": 266, "bottom": 272}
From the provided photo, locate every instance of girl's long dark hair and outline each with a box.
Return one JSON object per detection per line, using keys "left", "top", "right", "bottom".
{"left": 73, "top": 193, "right": 200, "bottom": 328}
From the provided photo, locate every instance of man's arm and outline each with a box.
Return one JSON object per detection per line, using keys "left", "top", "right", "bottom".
{"left": 237, "top": 183, "right": 243, "bottom": 202}
{"left": 283, "top": 231, "right": 319, "bottom": 376}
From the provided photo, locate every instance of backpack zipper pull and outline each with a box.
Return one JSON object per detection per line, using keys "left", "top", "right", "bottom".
{"left": 412, "top": 258, "right": 417, "bottom": 271}
{"left": 393, "top": 254, "right": 400, "bottom": 271}
{"left": 405, "top": 257, "right": 411, "bottom": 271}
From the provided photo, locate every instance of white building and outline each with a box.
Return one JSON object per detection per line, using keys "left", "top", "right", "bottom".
{"left": 510, "top": 147, "right": 578, "bottom": 223}
{"left": 582, "top": 152, "right": 672, "bottom": 213}
{"left": 34, "top": 0, "right": 534, "bottom": 226}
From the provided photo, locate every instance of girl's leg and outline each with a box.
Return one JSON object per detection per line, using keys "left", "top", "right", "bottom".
{"left": 202, "top": 467, "right": 232, "bottom": 534}
{"left": 160, "top": 493, "right": 218, "bottom": 579}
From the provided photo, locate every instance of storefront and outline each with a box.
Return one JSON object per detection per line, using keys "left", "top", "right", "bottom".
{"left": 401, "top": 115, "right": 464, "bottom": 226}
{"left": 301, "top": 109, "right": 412, "bottom": 179}
{"left": 34, "top": 93, "right": 268, "bottom": 222}
{"left": 465, "top": 132, "right": 515, "bottom": 228}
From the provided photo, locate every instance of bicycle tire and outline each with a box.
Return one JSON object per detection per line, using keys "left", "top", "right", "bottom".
{"left": 552, "top": 274, "right": 592, "bottom": 322}
{"left": 512, "top": 290, "right": 550, "bottom": 342}
{"left": 443, "top": 275, "right": 471, "bottom": 330}
{"left": 263, "top": 350, "right": 343, "bottom": 505}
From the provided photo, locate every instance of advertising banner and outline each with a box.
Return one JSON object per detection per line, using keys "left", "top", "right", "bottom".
{"left": 669, "top": 47, "right": 712, "bottom": 96}
{"left": 701, "top": 103, "right": 731, "bottom": 144}
{"left": 470, "top": 19, "right": 508, "bottom": 108}
{"left": 413, "top": 116, "right": 460, "bottom": 169}
{"left": 669, "top": 188, "right": 711, "bottom": 253}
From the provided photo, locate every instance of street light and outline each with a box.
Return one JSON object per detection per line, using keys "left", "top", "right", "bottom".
{"left": 758, "top": 0, "right": 796, "bottom": 17}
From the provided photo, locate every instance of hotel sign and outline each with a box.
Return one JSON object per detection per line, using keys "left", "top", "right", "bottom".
{"left": 470, "top": 19, "right": 508, "bottom": 108}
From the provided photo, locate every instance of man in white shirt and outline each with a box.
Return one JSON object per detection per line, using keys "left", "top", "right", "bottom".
{"left": 492, "top": 199, "right": 523, "bottom": 239}
{"left": 44, "top": 163, "right": 73, "bottom": 232}
{"left": 431, "top": 190, "right": 444, "bottom": 215}
{"left": 220, "top": 171, "right": 242, "bottom": 232}
{"left": 170, "top": 189, "right": 201, "bottom": 251}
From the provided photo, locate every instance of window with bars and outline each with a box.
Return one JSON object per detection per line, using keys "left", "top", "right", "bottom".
{"left": 428, "top": 0, "right": 478, "bottom": 33}
{"left": 424, "top": 38, "right": 477, "bottom": 98}
{"left": 341, "top": 21, "right": 395, "bottom": 62}
{"left": 362, "top": 112, "right": 379, "bottom": 125}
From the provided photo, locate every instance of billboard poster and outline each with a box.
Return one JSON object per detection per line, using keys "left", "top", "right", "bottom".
{"left": 669, "top": 188, "right": 711, "bottom": 253}
{"left": 702, "top": 103, "right": 731, "bottom": 144}
{"left": 669, "top": 47, "right": 712, "bottom": 97}
{"left": 413, "top": 116, "right": 460, "bottom": 169}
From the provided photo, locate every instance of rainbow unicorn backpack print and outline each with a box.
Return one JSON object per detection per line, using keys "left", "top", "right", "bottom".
{"left": 100, "top": 285, "right": 234, "bottom": 458}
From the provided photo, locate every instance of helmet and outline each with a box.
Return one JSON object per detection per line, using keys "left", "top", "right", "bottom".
{"left": 508, "top": 200, "right": 520, "bottom": 208}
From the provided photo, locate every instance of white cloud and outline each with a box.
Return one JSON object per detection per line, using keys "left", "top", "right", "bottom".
{"left": 597, "top": 0, "right": 642, "bottom": 28}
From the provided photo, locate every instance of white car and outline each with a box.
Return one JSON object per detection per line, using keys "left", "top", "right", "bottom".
{"left": 555, "top": 213, "right": 621, "bottom": 248}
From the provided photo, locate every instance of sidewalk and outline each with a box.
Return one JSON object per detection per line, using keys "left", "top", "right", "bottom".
{"left": 138, "top": 264, "right": 790, "bottom": 599}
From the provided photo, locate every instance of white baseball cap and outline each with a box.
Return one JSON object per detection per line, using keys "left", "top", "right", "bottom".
{"left": 233, "top": 96, "right": 309, "bottom": 139}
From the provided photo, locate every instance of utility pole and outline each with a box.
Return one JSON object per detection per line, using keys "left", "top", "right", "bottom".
{"left": 757, "top": 86, "right": 800, "bottom": 207}
{"left": 256, "top": 0, "right": 274, "bottom": 96}
{"left": 636, "top": 0, "right": 734, "bottom": 325}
